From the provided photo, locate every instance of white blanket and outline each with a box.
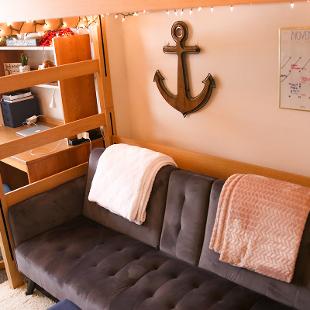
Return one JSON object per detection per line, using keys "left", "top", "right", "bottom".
{"left": 88, "top": 143, "right": 177, "bottom": 225}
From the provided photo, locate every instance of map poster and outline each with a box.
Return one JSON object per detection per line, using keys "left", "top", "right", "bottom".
{"left": 280, "top": 28, "right": 310, "bottom": 112}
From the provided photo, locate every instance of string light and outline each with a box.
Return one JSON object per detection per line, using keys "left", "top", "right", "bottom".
{"left": 2, "top": 1, "right": 305, "bottom": 36}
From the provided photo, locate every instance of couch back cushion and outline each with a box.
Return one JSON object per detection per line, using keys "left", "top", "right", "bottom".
{"left": 199, "top": 179, "right": 310, "bottom": 310}
{"left": 9, "top": 176, "right": 86, "bottom": 247}
{"left": 160, "top": 170, "right": 214, "bottom": 265}
{"left": 83, "top": 148, "right": 175, "bottom": 248}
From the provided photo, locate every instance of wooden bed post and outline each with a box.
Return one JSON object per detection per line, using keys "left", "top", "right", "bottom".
{"left": 91, "top": 15, "right": 117, "bottom": 146}
{"left": 0, "top": 173, "right": 23, "bottom": 288}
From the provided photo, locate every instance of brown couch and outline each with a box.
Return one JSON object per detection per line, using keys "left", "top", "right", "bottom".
{"left": 8, "top": 148, "right": 310, "bottom": 310}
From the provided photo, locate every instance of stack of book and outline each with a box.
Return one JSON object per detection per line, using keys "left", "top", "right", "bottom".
{"left": 1, "top": 90, "right": 40, "bottom": 127}
{"left": 2, "top": 90, "right": 34, "bottom": 103}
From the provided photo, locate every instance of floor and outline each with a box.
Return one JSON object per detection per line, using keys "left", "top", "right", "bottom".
{"left": 0, "top": 270, "right": 55, "bottom": 310}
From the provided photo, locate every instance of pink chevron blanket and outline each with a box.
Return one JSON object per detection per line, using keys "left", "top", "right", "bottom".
{"left": 209, "top": 174, "right": 310, "bottom": 283}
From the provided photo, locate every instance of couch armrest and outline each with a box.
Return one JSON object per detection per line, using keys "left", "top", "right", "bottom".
{"left": 8, "top": 176, "right": 86, "bottom": 247}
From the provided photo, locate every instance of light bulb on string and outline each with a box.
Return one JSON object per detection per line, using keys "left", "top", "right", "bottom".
{"left": 115, "top": 14, "right": 119, "bottom": 19}
{"left": 180, "top": 9, "right": 184, "bottom": 16}
{"left": 133, "top": 12, "right": 139, "bottom": 16}
{"left": 290, "top": 2, "right": 295, "bottom": 8}
{"left": 175, "top": 10, "right": 178, "bottom": 16}
{"left": 166, "top": 10, "right": 170, "bottom": 15}
{"left": 230, "top": 5, "right": 234, "bottom": 12}
{"left": 198, "top": 7, "right": 202, "bottom": 12}
{"left": 189, "top": 8, "right": 193, "bottom": 16}
{"left": 122, "top": 16, "right": 126, "bottom": 23}
{"left": 210, "top": 7, "right": 214, "bottom": 13}
{"left": 143, "top": 10, "right": 147, "bottom": 14}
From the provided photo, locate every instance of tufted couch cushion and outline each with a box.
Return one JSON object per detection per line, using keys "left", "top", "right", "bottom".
{"left": 83, "top": 148, "right": 176, "bottom": 248}
{"left": 15, "top": 216, "right": 292, "bottom": 310}
{"left": 199, "top": 180, "right": 310, "bottom": 310}
{"left": 160, "top": 170, "right": 214, "bottom": 265}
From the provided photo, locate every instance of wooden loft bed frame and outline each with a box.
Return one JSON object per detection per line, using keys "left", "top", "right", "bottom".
{"left": 0, "top": 19, "right": 114, "bottom": 288}
{"left": 0, "top": 3, "right": 309, "bottom": 289}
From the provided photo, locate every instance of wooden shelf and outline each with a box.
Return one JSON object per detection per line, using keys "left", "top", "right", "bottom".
{"left": 32, "top": 82, "right": 59, "bottom": 89}
{"left": 0, "top": 46, "right": 54, "bottom": 51}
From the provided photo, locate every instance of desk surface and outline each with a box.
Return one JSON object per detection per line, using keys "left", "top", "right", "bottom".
{"left": 0, "top": 123, "right": 84, "bottom": 172}
{"left": 0, "top": 123, "right": 103, "bottom": 183}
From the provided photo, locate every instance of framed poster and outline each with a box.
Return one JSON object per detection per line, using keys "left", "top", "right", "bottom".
{"left": 279, "top": 28, "right": 310, "bottom": 111}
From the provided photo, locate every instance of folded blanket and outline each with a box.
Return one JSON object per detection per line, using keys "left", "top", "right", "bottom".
{"left": 88, "top": 143, "right": 176, "bottom": 225}
{"left": 209, "top": 174, "right": 310, "bottom": 283}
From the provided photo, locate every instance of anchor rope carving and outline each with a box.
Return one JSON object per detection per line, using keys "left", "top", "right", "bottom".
{"left": 154, "top": 21, "right": 216, "bottom": 117}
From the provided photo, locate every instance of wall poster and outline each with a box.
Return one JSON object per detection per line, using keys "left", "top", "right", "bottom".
{"left": 280, "top": 28, "right": 310, "bottom": 111}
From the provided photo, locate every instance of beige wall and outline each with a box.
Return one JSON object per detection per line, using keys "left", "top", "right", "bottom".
{"left": 106, "top": 3, "right": 310, "bottom": 176}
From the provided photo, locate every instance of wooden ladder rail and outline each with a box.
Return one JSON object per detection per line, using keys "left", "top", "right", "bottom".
{"left": 0, "top": 60, "right": 107, "bottom": 288}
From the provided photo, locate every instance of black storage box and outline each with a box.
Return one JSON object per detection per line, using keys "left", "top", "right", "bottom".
{"left": 1, "top": 97, "right": 40, "bottom": 128}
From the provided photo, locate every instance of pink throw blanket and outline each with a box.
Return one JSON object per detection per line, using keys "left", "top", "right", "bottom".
{"left": 209, "top": 174, "right": 310, "bottom": 283}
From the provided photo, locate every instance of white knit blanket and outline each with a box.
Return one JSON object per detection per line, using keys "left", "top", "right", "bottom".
{"left": 88, "top": 144, "right": 177, "bottom": 225}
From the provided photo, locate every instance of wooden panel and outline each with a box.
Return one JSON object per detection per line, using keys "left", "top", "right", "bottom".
{"left": 5, "top": 163, "right": 88, "bottom": 207}
{"left": 53, "top": 34, "right": 98, "bottom": 122}
{"left": 0, "top": 59, "right": 99, "bottom": 93}
{"left": 0, "top": 113, "right": 106, "bottom": 160}
{"left": 27, "top": 139, "right": 103, "bottom": 182}
{"left": 0, "top": 162, "right": 28, "bottom": 189}
{"left": 114, "top": 136, "right": 310, "bottom": 187}
{"left": 90, "top": 17, "right": 116, "bottom": 146}
{"left": 1, "top": 158, "right": 27, "bottom": 173}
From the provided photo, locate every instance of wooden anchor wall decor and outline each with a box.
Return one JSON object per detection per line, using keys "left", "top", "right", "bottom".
{"left": 154, "top": 21, "right": 216, "bottom": 117}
